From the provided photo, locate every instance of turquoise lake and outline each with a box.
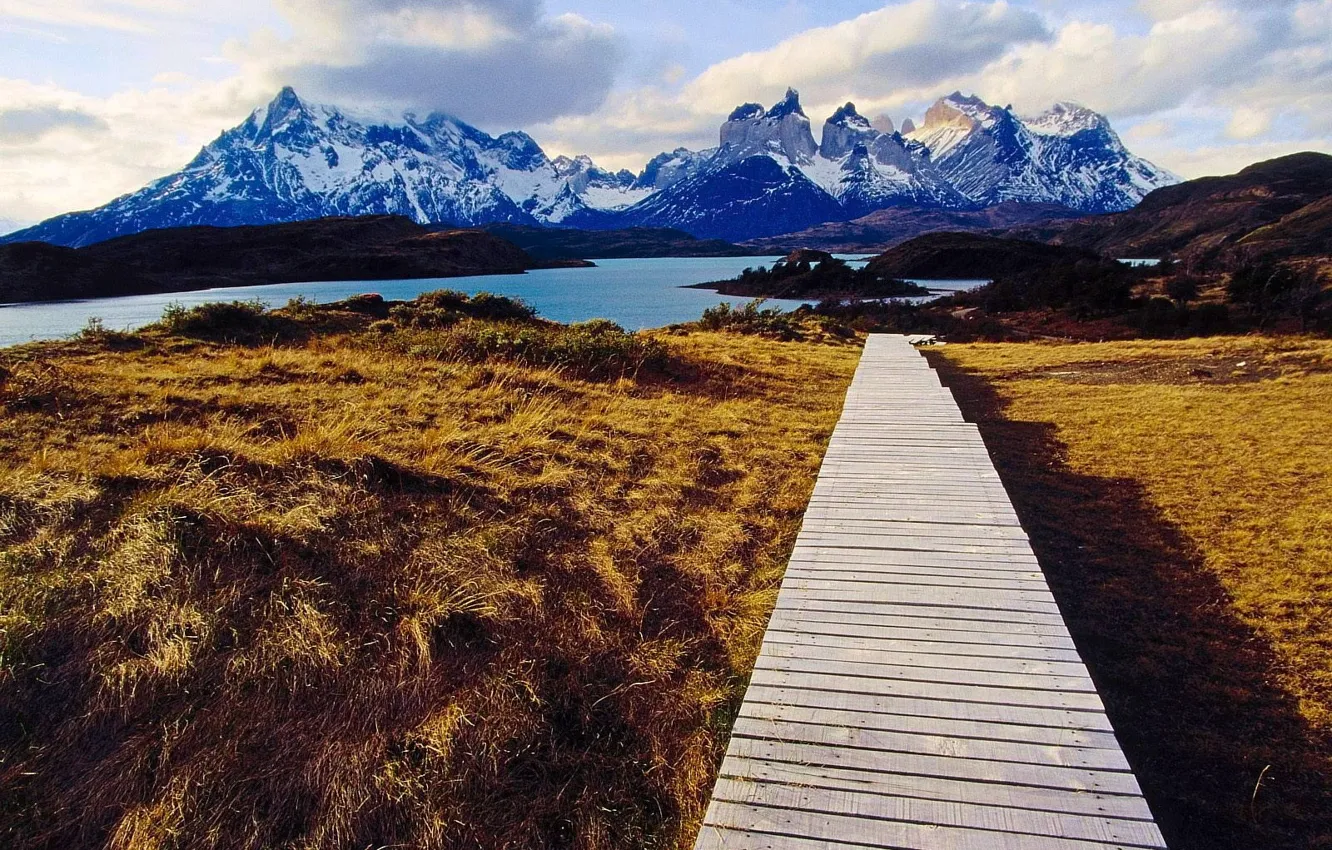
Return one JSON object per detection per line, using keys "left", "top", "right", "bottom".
{"left": 0, "top": 256, "right": 987, "bottom": 348}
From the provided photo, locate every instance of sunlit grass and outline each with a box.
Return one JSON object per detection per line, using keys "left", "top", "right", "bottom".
{"left": 0, "top": 302, "right": 859, "bottom": 850}
{"left": 937, "top": 335, "right": 1332, "bottom": 847}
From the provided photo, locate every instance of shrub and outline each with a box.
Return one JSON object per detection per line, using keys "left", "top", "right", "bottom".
{"left": 159, "top": 299, "right": 280, "bottom": 339}
{"left": 1137, "top": 296, "right": 1186, "bottom": 338}
{"left": 1186, "top": 302, "right": 1231, "bottom": 335}
{"left": 388, "top": 318, "right": 670, "bottom": 379}
{"left": 698, "top": 300, "right": 800, "bottom": 339}
{"left": 388, "top": 291, "right": 537, "bottom": 329}
{"left": 74, "top": 316, "right": 140, "bottom": 349}
{"left": 465, "top": 291, "right": 536, "bottom": 321}
{"left": 1166, "top": 275, "right": 1201, "bottom": 305}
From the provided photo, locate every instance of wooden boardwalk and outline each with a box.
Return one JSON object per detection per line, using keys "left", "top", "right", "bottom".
{"left": 694, "top": 334, "right": 1166, "bottom": 850}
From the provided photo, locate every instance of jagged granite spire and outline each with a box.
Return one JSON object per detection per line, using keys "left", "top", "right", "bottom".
{"left": 719, "top": 87, "right": 816, "bottom": 164}
{"left": 821, "top": 102, "right": 879, "bottom": 159}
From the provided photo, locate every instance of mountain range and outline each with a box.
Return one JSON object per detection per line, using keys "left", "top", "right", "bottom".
{"left": 3, "top": 86, "right": 1177, "bottom": 248}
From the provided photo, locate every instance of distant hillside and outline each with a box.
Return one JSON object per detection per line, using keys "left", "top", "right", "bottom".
{"left": 864, "top": 232, "right": 1103, "bottom": 279}
{"left": 1009, "top": 152, "right": 1332, "bottom": 264}
{"left": 480, "top": 224, "right": 757, "bottom": 260}
{"left": 741, "top": 201, "right": 1084, "bottom": 253}
{"left": 0, "top": 216, "right": 546, "bottom": 304}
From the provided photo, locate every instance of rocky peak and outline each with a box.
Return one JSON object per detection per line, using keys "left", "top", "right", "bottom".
{"left": 719, "top": 86, "right": 817, "bottom": 164}
{"left": 899, "top": 118, "right": 916, "bottom": 135}
{"left": 767, "top": 88, "right": 807, "bottom": 120}
{"left": 827, "top": 102, "right": 870, "bottom": 128}
{"left": 1025, "top": 102, "right": 1109, "bottom": 137}
{"left": 257, "top": 86, "right": 314, "bottom": 139}
{"left": 820, "top": 102, "right": 881, "bottom": 160}
{"left": 495, "top": 131, "right": 547, "bottom": 170}
{"left": 922, "top": 94, "right": 983, "bottom": 132}
{"left": 870, "top": 114, "right": 896, "bottom": 135}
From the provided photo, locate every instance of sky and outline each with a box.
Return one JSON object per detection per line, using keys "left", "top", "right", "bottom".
{"left": 0, "top": 0, "right": 1329, "bottom": 225}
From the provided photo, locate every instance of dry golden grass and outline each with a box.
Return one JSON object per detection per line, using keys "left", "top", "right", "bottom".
{"left": 933, "top": 335, "right": 1332, "bottom": 850}
{"left": 0, "top": 303, "right": 859, "bottom": 850}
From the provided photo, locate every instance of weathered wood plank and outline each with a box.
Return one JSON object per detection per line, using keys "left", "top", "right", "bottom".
{"left": 717, "top": 758, "right": 1156, "bottom": 821}
{"left": 736, "top": 701, "right": 1121, "bottom": 752}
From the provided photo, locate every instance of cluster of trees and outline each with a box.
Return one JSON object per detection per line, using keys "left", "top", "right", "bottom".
{"left": 974, "top": 258, "right": 1139, "bottom": 315}
{"left": 964, "top": 254, "right": 1329, "bottom": 337}
{"left": 716, "top": 256, "right": 929, "bottom": 299}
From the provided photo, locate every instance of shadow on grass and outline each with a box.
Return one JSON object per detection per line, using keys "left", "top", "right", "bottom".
{"left": 924, "top": 350, "right": 1332, "bottom": 850}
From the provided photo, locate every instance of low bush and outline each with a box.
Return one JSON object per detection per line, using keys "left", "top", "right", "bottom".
{"left": 158, "top": 299, "right": 300, "bottom": 342}
{"left": 388, "top": 318, "right": 670, "bottom": 380}
{"left": 698, "top": 300, "right": 801, "bottom": 339}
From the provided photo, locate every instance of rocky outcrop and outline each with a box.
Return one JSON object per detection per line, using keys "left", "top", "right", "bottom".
{"left": 820, "top": 103, "right": 880, "bottom": 160}
{"left": 718, "top": 88, "right": 818, "bottom": 165}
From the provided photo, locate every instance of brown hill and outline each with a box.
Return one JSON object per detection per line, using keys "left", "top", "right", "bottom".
{"left": 1009, "top": 152, "right": 1332, "bottom": 264}
{"left": 0, "top": 216, "right": 548, "bottom": 304}
{"left": 741, "top": 202, "right": 1085, "bottom": 254}
{"left": 864, "top": 232, "right": 1103, "bottom": 279}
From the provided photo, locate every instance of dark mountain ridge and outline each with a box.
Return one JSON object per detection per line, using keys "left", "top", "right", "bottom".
{"left": 864, "top": 232, "right": 1103, "bottom": 279}
{"left": 0, "top": 216, "right": 547, "bottom": 304}
{"left": 480, "top": 224, "right": 757, "bottom": 260}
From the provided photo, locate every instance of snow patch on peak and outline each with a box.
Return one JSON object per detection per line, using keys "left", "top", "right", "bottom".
{"left": 727, "top": 103, "right": 765, "bottom": 122}
{"left": 828, "top": 102, "right": 872, "bottom": 129}
{"left": 1026, "top": 102, "right": 1108, "bottom": 137}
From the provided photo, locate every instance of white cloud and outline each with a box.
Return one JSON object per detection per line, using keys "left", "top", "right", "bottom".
{"left": 249, "top": 0, "right": 624, "bottom": 126}
{"left": 533, "top": 0, "right": 1051, "bottom": 171}
{"left": 0, "top": 75, "right": 270, "bottom": 221}
{"left": 0, "top": 0, "right": 153, "bottom": 32}
{"left": 2, "top": 0, "right": 1331, "bottom": 222}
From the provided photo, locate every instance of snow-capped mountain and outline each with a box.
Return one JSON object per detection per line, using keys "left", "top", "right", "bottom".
{"left": 4, "top": 86, "right": 1177, "bottom": 247}
{"left": 905, "top": 92, "right": 1176, "bottom": 212}
{"left": 5, "top": 87, "right": 646, "bottom": 248}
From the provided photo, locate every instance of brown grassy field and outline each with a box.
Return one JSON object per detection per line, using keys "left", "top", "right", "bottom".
{"left": 931, "top": 336, "right": 1332, "bottom": 850}
{"left": 0, "top": 296, "right": 859, "bottom": 850}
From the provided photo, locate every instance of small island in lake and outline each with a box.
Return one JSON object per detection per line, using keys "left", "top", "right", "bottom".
{"left": 687, "top": 248, "right": 931, "bottom": 300}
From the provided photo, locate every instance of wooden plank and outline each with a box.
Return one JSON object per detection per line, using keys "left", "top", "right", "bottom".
{"left": 740, "top": 684, "right": 1115, "bottom": 734}
{"left": 717, "top": 758, "right": 1156, "bottom": 821}
{"left": 737, "top": 701, "right": 1121, "bottom": 752}
{"left": 766, "top": 606, "right": 1077, "bottom": 638}
{"left": 729, "top": 715, "right": 1129, "bottom": 771}
{"left": 708, "top": 780, "right": 1166, "bottom": 847}
{"left": 758, "top": 630, "right": 1084, "bottom": 663}
{"left": 721, "top": 738, "right": 1144, "bottom": 798}
{"left": 775, "top": 587, "right": 1065, "bottom": 617}
{"left": 757, "top": 638, "right": 1093, "bottom": 679}
{"left": 747, "top": 668, "right": 1109, "bottom": 713}
{"left": 751, "top": 655, "right": 1099, "bottom": 696}
{"left": 762, "top": 622, "right": 1077, "bottom": 652}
